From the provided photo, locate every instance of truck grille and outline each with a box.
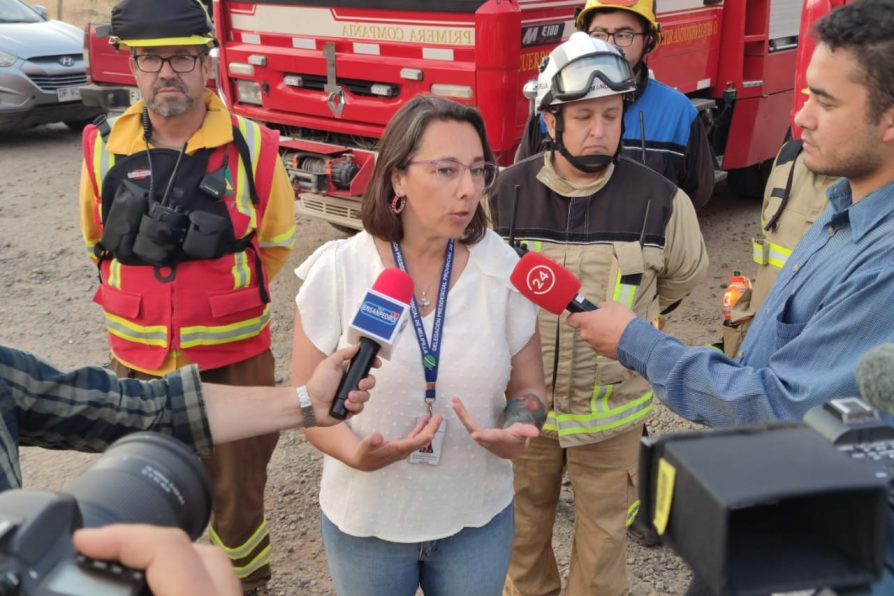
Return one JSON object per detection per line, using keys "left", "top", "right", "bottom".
{"left": 298, "top": 193, "right": 363, "bottom": 230}
{"left": 285, "top": 73, "right": 399, "bottom": 98}
{"left": 29, "top": 73, "right": 88, "bottom": 92}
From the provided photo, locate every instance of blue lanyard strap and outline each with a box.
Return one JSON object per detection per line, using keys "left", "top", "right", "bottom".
{"left": 390, "top": 239, "right": 455, "bottom": 411}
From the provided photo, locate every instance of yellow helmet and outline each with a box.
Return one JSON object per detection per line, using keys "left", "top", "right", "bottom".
{"left": 575, "top": 0, "right": 662, "bottom": 51}
{"left": 110, "top": 0, "right": 217, "bottom": 49}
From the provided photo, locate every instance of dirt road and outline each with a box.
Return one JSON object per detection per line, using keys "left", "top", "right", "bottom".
{"left": 0, "top": 123, "right": 760, "bottom": 595}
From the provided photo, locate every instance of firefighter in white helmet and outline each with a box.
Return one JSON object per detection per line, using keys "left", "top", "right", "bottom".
{"left": 518, "top": 0, "right": 716, "bottom": 212}
{"left": 489, "top": 32, "right": 709, "bottom": 596}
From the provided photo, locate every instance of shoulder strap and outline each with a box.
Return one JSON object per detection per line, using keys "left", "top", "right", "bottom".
{"left": 764, "top": 141, "right": 804, "bottom": 232}
{"left": 231, "top": 121, "right": 261, "bottom": 206}
{"left": 774, "top": 139, "right": 804, "bottom": 167}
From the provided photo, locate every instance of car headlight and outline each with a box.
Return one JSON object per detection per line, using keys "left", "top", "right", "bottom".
{"left": 0, "top": 51, "right": 19, "bottom": 67}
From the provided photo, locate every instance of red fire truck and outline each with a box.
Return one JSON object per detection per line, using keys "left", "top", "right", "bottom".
{"left": 81, "top": 0, "right": 840, "bottom": 230}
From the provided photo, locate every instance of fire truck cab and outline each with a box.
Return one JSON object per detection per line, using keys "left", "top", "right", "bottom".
{"left": 211, "top": 0, "right": 816, "bottom": 229}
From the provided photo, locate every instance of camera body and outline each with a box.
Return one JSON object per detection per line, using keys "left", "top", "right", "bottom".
{"left": 0, "top": 433, "right": 212, "bottom": 596}
{"left": 639, "top": 398, "right": 892, "bottom": 595}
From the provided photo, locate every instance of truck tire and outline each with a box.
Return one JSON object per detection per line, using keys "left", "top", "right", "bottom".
{"left": 726, "top": 159, "right": 773, "bottom": 200}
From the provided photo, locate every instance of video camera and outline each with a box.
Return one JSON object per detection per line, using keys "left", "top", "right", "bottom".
{"left": 0, "top": 432, "right": 212, "bottom": 596}
{"left": 639, "top": 397, "right": 894, "bottom": 596}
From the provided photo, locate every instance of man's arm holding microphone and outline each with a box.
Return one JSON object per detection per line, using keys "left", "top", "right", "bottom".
{"left": 513, "top": 252, "right": 894, "bottom": 426}
{"left": 566, "top": 263, "right": 894, "bottom": 426}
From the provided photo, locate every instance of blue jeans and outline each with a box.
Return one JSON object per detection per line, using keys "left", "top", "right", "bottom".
{"left": 320, "top": 503, "right": 514, "bottom": 596}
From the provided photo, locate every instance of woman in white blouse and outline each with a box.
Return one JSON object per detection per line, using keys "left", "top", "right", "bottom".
{"left": 291, "top": 95, "right": 547, "bottom": 596}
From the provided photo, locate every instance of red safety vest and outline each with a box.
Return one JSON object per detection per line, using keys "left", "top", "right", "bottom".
{"left": 82, "top": 115, "right": 280, "bottom": 370}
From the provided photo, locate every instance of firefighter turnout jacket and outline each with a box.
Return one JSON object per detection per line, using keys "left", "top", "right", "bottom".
{"left": 721, "top": 140, "right": 836, "bottom": 357}
{"left": 489, "top": 154, "right": 708, "bottom": 446}
{"left": 79, "top": 91, "right": 296, "bottom": 373}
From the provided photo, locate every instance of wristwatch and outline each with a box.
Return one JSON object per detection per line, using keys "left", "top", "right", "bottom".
{"left": 295, "top": 385, "right": 317, "bottom": 428}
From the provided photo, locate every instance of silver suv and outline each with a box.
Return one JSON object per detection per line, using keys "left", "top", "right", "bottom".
{"left": 0, "top": 0, "right": 101, "bottom": 130}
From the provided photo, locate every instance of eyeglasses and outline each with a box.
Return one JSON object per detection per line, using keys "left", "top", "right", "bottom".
{"left": 587, "top": 29, "right": 647, "bottom": 47}
{"left": 406, "top": 159, "right": 499, "bottom": 190}
{"left": 133, "top": 53, "right": 207, "bottom": 74}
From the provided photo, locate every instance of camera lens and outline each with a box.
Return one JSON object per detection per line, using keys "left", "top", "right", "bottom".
{"left": 62, "top": 432, "right": 212, "bottom": 540}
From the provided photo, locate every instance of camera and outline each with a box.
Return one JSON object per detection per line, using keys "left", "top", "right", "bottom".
{"left": 0, "top": 432, "right": 212, "bottom": 596}
{"left": 639, "top": 397, "right": 893, "bottom": 596}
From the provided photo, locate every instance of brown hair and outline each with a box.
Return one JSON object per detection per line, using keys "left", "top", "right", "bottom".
{"left": 361, "top": 95, "right": 493, "bottom": 244}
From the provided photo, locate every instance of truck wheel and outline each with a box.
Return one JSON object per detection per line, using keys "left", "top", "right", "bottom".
{"left": 726, "top": 159, "right": 773, "bottom": 200}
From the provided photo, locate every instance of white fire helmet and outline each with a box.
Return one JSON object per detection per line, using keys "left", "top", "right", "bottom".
{"left": 536, "top": 32, "right": 636, "bottom": 113}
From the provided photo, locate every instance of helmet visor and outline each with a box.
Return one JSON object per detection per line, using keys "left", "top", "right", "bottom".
{"left": 552, "top": 51, "right": 633, "bottom": 103}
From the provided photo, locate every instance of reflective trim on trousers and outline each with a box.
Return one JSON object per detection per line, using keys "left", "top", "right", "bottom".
{"left": 626, "top": 500, "right": 640, "bottom": 527}
{"left": 179, "top": 307, "right": 270, "bottom": 348}
{"left": 209, "top": 518, "right": 270, "bottom": 560}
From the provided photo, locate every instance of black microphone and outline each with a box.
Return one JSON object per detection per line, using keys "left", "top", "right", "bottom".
{"left": 329, "top": 268, "right": 413, "bottom": 419}
{"left": 856, "top": 343, "right": 894, "bottom": 416}
{"left": 509, "top": 251, "right": 597, "bottom": 314}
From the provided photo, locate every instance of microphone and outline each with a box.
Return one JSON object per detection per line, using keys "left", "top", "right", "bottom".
{"left": 509, "top": 251, "right": 597, "bottom": 315}
{"left": 856, "top": 343, "right": 894, "bottom": 416}
{"left": 329, "top": 268, "right": 413, "bottom": 420}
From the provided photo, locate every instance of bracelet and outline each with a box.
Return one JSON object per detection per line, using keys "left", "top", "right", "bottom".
{"left": 503, "top": 393, "right": 547, "bottom": 430}
{"left": 295, "top": 385, "right": 317, "bottom": 429}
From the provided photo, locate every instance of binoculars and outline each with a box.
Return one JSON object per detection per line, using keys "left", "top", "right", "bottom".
{"left": 100, "top": 180, "right": 231, "bottom": 266}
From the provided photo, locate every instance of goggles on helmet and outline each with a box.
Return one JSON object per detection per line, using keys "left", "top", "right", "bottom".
{"left": 549, "top": 51, "right": 634, "bottom": 104}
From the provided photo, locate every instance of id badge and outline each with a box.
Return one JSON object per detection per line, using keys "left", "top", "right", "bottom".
{"left": 408, "top": 418, "right": 446, "bottom": 465}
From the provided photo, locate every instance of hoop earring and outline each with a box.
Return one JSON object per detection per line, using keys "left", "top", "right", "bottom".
{"left": 391, "top": 194, "right": 406, "bottom": 215}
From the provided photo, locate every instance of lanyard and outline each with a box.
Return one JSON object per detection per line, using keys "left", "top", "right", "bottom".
{"left": 390, "top": 239, "right": 455, "bottom": 415}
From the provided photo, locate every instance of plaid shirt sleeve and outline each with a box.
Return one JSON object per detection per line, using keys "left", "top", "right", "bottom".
{"left": 0, "top": 346, "right": 213, "bottom": 490}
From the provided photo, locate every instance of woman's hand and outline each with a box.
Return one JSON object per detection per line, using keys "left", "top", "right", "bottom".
{"left": 348, "top": 415, "right": 444, "bottom": 471}
{"left": 452, "top": 397, "right": 540, "bottom": 460}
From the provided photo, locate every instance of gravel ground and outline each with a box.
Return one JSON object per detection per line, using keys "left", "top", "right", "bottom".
{"left": 0, "top": 123, "right": 761, "bottom": 594}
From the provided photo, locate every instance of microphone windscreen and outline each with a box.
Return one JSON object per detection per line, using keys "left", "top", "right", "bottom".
{"left": 856, "top": 343, "right": 894, "bottom": 416}
{"left": 372, "top": 268, "right": 414, "bottom": 305}
{"left": 510, "top": 251, "right": 582, "bottom": 315}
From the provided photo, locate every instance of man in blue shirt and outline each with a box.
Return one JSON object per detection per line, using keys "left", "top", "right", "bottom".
{"left": 516, "top": 0, "right": 716, "bottom": 211}
{"left": 566, "top": 0, "right": 894, "bottom": 428}
{"left": 566, "top": 2, "right": 894, "bottom": 589}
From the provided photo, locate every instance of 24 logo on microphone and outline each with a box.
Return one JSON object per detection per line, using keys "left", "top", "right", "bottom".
{"left": 526, "top": 265, "right": 556, "bottom": 295}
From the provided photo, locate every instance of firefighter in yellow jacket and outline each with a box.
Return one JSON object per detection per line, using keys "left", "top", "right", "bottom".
{"left": 721, "top": 139, "right": 837, "bottom": 357}
{"left": 78, "top": 0, "right": 295, "bottom": 592}
{"left": 489, "top": 34, "right": 708, "bottom": 595}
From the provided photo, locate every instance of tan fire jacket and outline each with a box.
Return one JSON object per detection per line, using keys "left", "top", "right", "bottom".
{"left": 490, "top": 154, "right": 708, "bottom": 447}
{"left": 722, "top": 140, "right": 837, "bottom": 357}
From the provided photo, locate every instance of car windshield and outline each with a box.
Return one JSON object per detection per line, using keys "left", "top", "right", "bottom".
{"left": 0, "top": 0, "right": 44, "bottom": 23}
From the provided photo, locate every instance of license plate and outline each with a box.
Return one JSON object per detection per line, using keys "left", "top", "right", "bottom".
{"left": 57, "top": 86, "right": 80, "bottom": 102}
{"left": 128, "top": 88, "right": 141, "bottom": 104}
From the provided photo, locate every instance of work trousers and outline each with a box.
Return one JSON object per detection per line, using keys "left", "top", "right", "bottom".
{"left": 504, "top": 424, "right": 643, "bottom": 596}
{"left": 111, "top": 350, "right": 280, "bottom": 592}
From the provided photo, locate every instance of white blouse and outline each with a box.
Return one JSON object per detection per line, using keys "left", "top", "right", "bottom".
{"left": 295, "top": 230, "right": 537, "bottom": 542}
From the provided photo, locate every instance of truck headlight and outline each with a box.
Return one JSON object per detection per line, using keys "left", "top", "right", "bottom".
{"left": 235, "top": 80, "right": 263, "bottom": 106}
